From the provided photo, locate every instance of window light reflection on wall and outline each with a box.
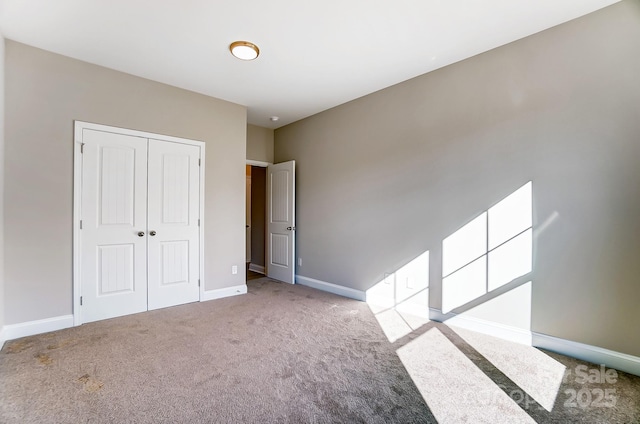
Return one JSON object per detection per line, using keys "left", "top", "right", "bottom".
{"left": 442, "top": 182, "right": 533, "bottom": 313}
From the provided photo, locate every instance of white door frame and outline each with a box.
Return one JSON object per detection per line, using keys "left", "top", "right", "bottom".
{"left": 246, "top": 160, "right": 271, "bottom": 168}
{"left": 73, "top": 121, "right": 206, "bottom": 325}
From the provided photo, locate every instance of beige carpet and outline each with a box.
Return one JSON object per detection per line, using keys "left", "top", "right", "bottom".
{"left": 1, "top": 278, "right": 639, "bottom": 423}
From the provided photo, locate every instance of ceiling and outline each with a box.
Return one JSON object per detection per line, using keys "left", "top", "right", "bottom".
{"left": 0, "top": 0, "right": 620, "bottom": 129}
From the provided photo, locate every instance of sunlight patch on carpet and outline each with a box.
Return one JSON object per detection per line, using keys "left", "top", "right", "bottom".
{"left": 397, "top": 327, "right": 536, "bottom": 423}
{"left": 367, "top": 302, "right": 430, "bottom": 343}
{"left": 451, "top": 326, "right": 566, "bottom": 412}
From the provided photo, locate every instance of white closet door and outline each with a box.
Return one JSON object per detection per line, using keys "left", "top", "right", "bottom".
{"left": 147, "top": 139, "right": 201, "bottom": 310}
{"left": 80, "top": 129, "right": 148, "bottom": 323}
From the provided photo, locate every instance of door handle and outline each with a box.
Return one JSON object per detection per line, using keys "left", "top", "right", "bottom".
{"left": 287, "top": 226, "right": 296, "bottom": 231}
{"left": 137, "top": 231, "right": 145, "bottom": 237}
{"left": 150, "top": 230, "right": 157, "bottom": 236}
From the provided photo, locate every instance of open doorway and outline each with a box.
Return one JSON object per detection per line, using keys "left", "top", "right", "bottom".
{"left": 246, "top": 164, "right": 267, "bottom": 281}
{"left": 246, "top": 159, "right": 296, "bottom": 284}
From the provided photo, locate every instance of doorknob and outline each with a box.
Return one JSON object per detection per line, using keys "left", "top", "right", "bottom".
{"left": 137, "top": 231, "right": 145, "bottom": 237}
{"left": 287, "top": 226, "right": 296, "bottom": 231}
{"left": 150, "top": 230, "right": 157, "bottom": 236}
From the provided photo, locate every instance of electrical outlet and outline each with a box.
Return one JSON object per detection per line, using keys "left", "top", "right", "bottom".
{"left": 232, "top": 265, "right": 238, "bottom": 275}
{"left": 298, "top": 258, "right": 302, "bottom": 266}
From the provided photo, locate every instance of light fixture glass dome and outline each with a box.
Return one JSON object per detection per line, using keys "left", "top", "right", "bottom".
{"left": 230, "top": 41, "right": 259, "bottom": 60}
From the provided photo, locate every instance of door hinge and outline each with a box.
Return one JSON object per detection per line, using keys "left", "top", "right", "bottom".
{"left": 80, "top": 296, "right": 83, "bottom": 306}
{"left": 198, "top": 158, "right": 201, "bottom": 166}
{"left": 198, "top": 279, "right": 201, "bottom": 287}
{"left": 198, "top": 219, "right": 200, "bottom": 227}
{"left": 80, "top": 143, "right": 85, "bottom": 154}
{"left": 80, "top": 220, "right": 83, "bottom": 229}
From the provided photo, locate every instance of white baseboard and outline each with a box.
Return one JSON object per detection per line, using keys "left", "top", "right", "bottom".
{"left": 248, "top": 263, "right": 265, "bottom": 274}
{"left": 532, "top": 332, "right": 640, "bottom": 377}
{"left": 1, "top": 315, "right": 74, "bottom": 345}
{"left": 296, "top": 275, "right": 366, "bottom": 301}
{"left": 201, "top": 284, "right": 247, "bottom": 302}
{"left": 429, "top": 308, "right": 640, "bottom": 377}
{"left": 429, "top": 308, "right": 532, "bottom": 345}
{"left": 428, "top": 307, "right": 449, "bottom": 323}
{"left": 0, "top": 286, "right": 249, "bottom": 347}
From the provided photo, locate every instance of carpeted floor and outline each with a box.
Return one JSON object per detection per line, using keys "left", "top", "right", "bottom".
{"left": 1, "top": 278, "right": 639, "bottom": 423}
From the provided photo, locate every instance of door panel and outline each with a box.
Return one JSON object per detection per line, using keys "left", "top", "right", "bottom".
{"left": 271, "top": 234, "right": 289, "bottom": 267}
{"left": 267, "top": 161, "right": 295, "bottom": 284}
{"left": 147, "top": 139, "right": 200, "bottom": 310}
{"left": 81, "top": 129, "right": 148, "bottom": 323}
{"left": 98, "top": 244, "right": 134, "bottom": 294}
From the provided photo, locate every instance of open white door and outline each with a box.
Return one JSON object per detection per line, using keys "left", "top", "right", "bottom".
{"left": 267, "top": 161, "right": 296, "bottom": 284}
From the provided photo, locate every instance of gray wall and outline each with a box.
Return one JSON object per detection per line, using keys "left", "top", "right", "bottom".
{"left": 275, "top": 1, "right": 640, "bottom": 356}
{"left": 5, "top": 41, "right": 247, "bottom": 325}
{"left": 247, "top": 124, "right": 274, "bottom": 163}
{"left": 250, "top": 166, "right": 266, "bottom": 268}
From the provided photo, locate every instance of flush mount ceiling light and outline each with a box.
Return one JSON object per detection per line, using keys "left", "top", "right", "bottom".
{"left": 229, "top": 41, "right": 260, "bottom": 60}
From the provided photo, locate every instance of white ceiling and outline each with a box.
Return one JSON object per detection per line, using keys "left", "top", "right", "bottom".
{"left": 0, "top": 0, "right": 620, "bottom": 129}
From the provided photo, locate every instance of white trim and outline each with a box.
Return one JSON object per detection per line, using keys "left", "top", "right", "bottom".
{"left": 201, "top": 284, "right": 247, "bottom": 302}
{"left": 532, "top": 332, "right": 640, "bottom": 377}
{"left": 428, "top": 307, "right": 449, "bottom": 322}
{"left": 429, "top": 307, "right": 640, "bottom": 377}
{"left": 73, "top": 121, "right": 206, "bottom": 325}
{"left": 73, "top": 124, "right": 83, "bottom": 326}
{"left": 248, "top": 263, "right": 265, "bottom": 274}
{"left": 429, "top": 308, "right": 532, "bottom": 345}
{"left": 2, "top": 315, "right": 74, "bottom": 342}
{"left": 296, "top": 275, "right": 366, "bottom": 301}
{"left": 0, "top": 327, "right": 6, "bottom": 349}
{"left": 246, "top": 159, "right": 271, "bottom": 167}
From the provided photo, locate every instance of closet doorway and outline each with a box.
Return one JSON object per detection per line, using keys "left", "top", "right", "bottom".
{"left": 73, "top": 122, "right": 205, "bottom": 324}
